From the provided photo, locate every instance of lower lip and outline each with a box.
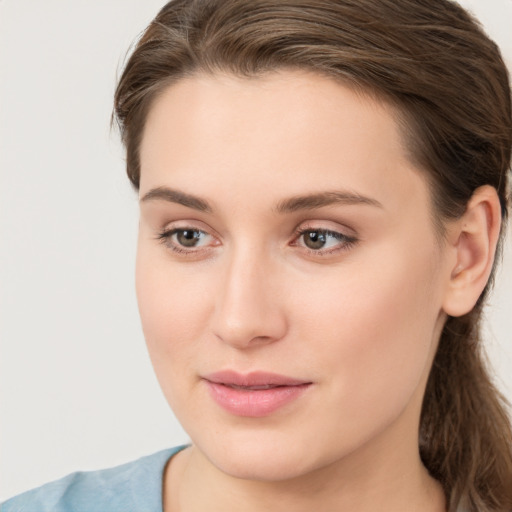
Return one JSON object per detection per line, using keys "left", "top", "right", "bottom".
{"left": 205, "top": 381, "right": 311, "bottom": 417}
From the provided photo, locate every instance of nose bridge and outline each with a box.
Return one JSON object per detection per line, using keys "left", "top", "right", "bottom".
{"left": 212, "top": 241, "right": 286, "bottom": 348}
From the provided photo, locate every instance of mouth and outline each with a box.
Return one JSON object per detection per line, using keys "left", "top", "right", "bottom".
{"left": 202, "top": 370, "right": 313, "bottom": 417}
{"left": 223, "top": 383, "right": 291, "bottom": 390}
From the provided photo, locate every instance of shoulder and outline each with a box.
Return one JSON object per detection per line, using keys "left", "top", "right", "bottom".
{"left": 1, "top": 446, "right": 187, "bottom": 512}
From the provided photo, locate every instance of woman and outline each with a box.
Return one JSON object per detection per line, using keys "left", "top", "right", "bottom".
{"left": 3, "top": 0, "right": 511, "bottom": 511}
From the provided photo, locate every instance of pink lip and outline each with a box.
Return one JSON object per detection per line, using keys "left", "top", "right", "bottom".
{"left": 203, "top": 371, "right": 312, "bottom": 417}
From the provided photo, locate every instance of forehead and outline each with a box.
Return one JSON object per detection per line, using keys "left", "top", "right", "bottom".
{"left": 139, "top": 70, "right": 430, "bottom": 219}
{"left": 141, "top": 70, "right": 402, "bottom": 156}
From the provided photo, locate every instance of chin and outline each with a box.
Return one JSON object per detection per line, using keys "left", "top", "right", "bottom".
{"left": 190, "top": 425, "right": 333, "bottom": 483}
{"left": 210, "top": 446, "right": 315, "bottom": 482}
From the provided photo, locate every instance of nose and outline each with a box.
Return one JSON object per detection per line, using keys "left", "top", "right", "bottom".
{"left": 211, "top": 247, "right": 288, "bottom": 349}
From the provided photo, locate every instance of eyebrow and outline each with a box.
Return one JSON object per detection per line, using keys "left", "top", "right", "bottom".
{"left": 140, "top": 186, "right": 383, "bottom": 214}
{"left": 275, "top": 191, "right": 383, "bottom": 213}
{"left": 140, "top": 186, "right": 212, "bottom": 213}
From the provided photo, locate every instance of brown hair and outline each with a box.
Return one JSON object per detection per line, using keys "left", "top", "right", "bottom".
{"left": 113, "top": 1, "right": 512, "bottom": 510}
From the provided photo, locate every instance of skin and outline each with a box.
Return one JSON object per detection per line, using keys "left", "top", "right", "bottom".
{"left": 136, "top": 70, "right": 498, "bottom": 511}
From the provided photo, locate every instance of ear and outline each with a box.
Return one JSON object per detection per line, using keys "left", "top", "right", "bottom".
{"left": 442, "top": 185, "right": 502, "bottom": 317}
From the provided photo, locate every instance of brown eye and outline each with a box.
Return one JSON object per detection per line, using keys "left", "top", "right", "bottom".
{"left": 295, "top": 228, "right": 357, "bottom": 254}
{"left": 176, "top": 229, "right": 203, "bottom": 247}
{"left": 157, "top": 227, "right": 214, "bottom": 253}
{"left": 303, "top": 230, "right": 328, "bottom": 250}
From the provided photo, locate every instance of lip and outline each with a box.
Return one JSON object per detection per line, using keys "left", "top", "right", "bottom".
{"left": 203, "top": 370, "right": 312, "bottom": 417}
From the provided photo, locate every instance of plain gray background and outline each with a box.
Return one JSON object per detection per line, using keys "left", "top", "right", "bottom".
{"left": 1, "top": 0, "right": 511, "bottom": 500}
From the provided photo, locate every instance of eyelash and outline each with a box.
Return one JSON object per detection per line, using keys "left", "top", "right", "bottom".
{"left": 156, "top": 226, "right": 358, "bottom": 256}
{"left": 292, "top": 227, "right": 358, "bottom": 256}
{"left": 156, "top": 227, "right": 213, "bottom": 254}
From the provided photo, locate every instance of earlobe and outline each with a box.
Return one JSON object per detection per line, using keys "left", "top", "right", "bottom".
{"left": 442, "top": 185, "right": 502, "bottom": 317}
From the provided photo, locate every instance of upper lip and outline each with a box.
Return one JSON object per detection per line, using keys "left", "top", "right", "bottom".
{"left": 203, "top": 370, "right": 311, "bottom": 388}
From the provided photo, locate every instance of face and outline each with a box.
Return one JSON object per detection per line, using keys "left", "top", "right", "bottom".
{"left": 137, "top": 70, "right": 451, "bottom": 482}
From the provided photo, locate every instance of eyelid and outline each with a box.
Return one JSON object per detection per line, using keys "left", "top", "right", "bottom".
{"left": 157, "top": 218, "right": 221, "bottom": 239}
{"left": 293, "top": 219, "right": 357, "bottom": 237}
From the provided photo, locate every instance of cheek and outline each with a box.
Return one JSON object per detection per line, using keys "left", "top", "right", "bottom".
{"left": 135, "top": 242, "right": 213, "bottom": 385}
{"left": 294, "top": 238, "right": 442, "bottom": 426}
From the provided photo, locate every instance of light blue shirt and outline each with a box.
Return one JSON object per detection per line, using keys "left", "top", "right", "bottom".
{"left": 1, "top": 446, "right": 186, "bottom": 512}
{"left": 2, "top": 445, "right": 469, "bottom": 511}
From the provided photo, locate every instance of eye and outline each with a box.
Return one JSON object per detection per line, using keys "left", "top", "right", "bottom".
{"left": 174, "top": 229, "right": 207, "bottom": 248}
{"left": 157, "top": 227, "right": 216, "bottom": 253}
{"left": 294, "top": 228, "right": 357, "bottom": 254}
